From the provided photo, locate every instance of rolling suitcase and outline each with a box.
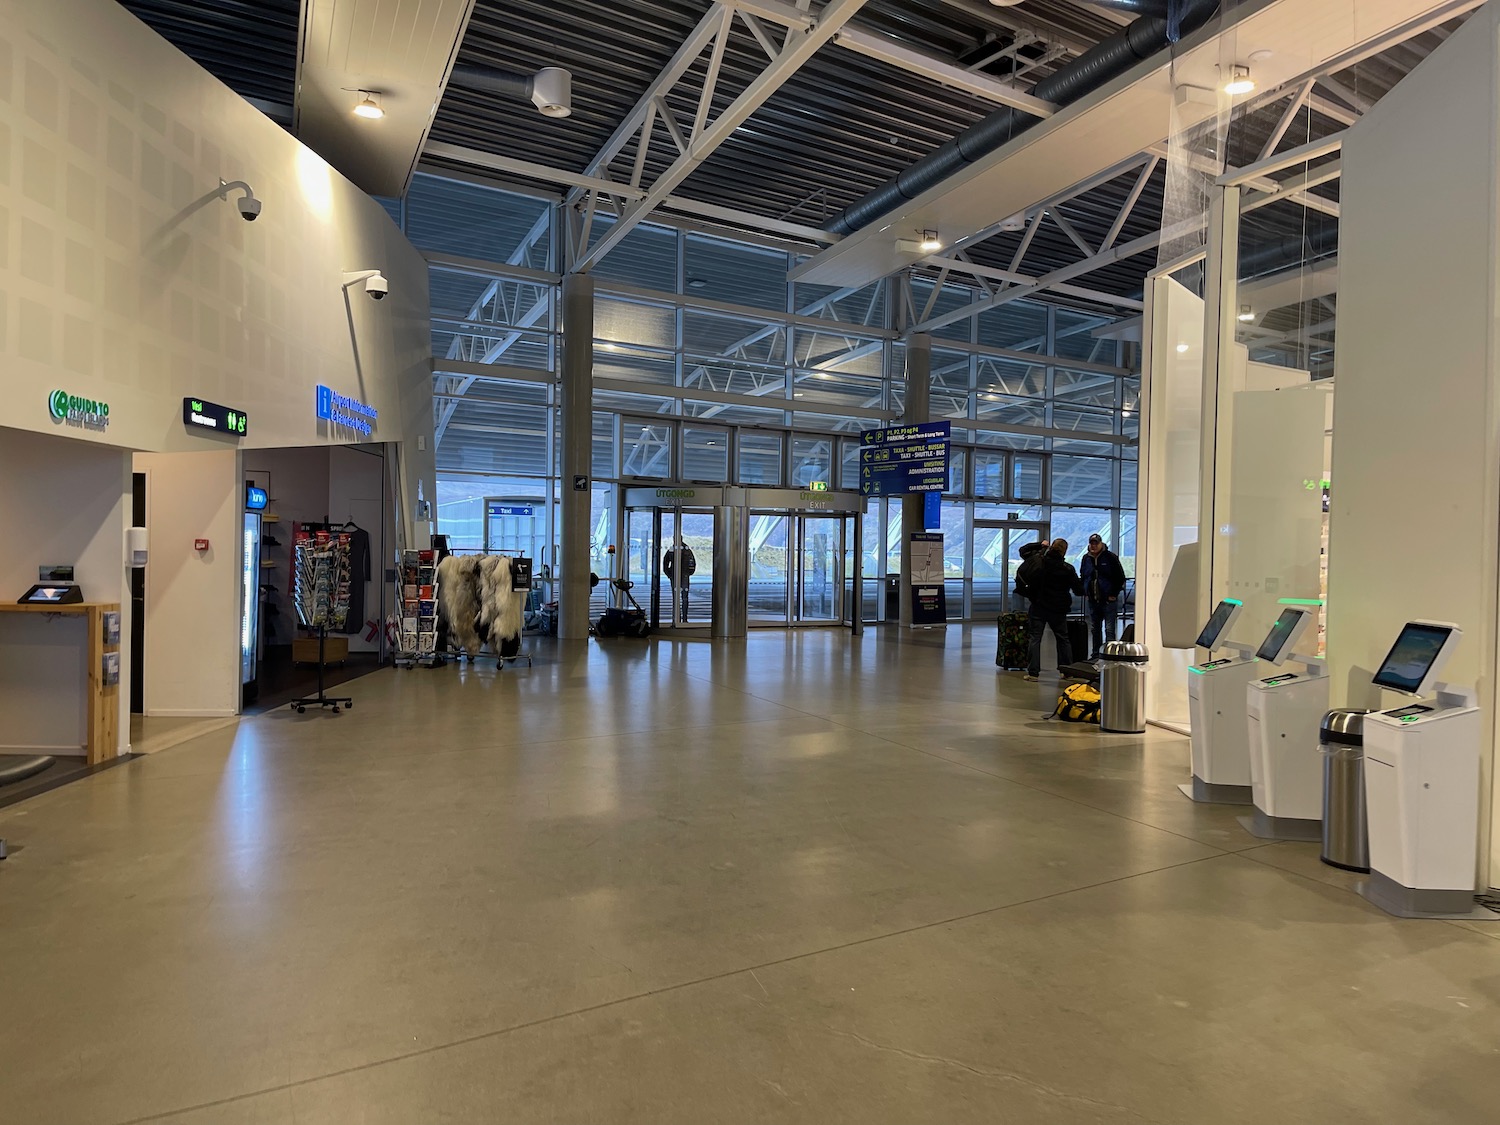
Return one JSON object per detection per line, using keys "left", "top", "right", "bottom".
{"left": 996, "top": 612, "right": 1029, "bottom": 670}
{"left": 1066, "top": 615, "right": 1090, "bottom": 663}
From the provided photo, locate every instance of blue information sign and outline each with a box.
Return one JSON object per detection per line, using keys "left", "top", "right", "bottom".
{"left": 859, "top": 421, "right": 950, "bottom": 496}
{"left": 486, "top": 503, "right": 535, "bottom": 518}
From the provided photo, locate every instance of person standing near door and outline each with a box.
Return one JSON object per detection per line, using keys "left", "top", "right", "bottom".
{"left": 1020, "top": 539, "right": 1083, "bottom": 681}
{"left": 1079, "top": 533, "right": 1126, "bottom": 660}
{"left": 662, "top": 535, "right": 697, "bottom": 621}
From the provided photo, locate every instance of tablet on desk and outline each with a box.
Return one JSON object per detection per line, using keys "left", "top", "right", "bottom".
{"left": 18, "top": 584, "right": 84, "bottom": 605}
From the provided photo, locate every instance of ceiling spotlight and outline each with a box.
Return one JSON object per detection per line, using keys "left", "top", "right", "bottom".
{"left": 1222, "top": 65, "right": 1255, "bottom": 96}
{"left": 920, "top": 229, "right": 942, "bottom": 252}
{"left": 353, "top": 91, "right": 384, "bottom": 119}
{"left": 1237, "top": 305, "right": 1255, "bottom": 323}
{"left": 1176, "top": 342, "right": 1191, "bottom": 353}
{"left": 687, "top": 277, "right": 708, "bottom": 289}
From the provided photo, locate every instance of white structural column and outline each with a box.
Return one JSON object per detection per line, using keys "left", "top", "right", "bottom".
{"left": 899, "top": 333, "right": 932, "bottom": 629}
{"left": 1327, "top": 5, "right": 1500, "bottom": 890}
{"left": 559, "top": 273, "right": 595, "bottom": 640}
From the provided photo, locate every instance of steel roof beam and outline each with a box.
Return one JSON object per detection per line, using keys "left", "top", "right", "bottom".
{"left": 572, "top": 0, "right": 870, "bottom": 274}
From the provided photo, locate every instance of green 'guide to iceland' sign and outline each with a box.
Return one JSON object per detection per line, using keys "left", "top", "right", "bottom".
{"left": 49, "top": 389, "right": 110, "bottom": 431}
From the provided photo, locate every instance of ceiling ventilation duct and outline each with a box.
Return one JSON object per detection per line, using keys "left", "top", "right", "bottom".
{"left": 449, "top": 64, "right": 572, "bottom": 118}
{"left": 827, "top": 0, "right": 1221, "bottom": 236}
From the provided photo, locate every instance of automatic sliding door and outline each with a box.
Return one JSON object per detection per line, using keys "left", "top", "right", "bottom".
{"left": 625, "top": 508, "right": 659, "bottom": 624}
{"left": 748, "top": 511, "right": 790, "bottom": 624}
{"left": 660, "top": 508, "right": 714, "bottom": 629}
{"left": 796, "top": 516, "right": 843, "bottom": 624}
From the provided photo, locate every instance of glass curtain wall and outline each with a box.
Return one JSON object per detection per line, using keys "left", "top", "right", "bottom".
{"left": 396, "top": 171, "right": 1140, "bottom": 620}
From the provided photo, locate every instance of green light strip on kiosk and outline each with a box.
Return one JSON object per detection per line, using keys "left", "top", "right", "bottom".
{"left": 1278, "top": 598, "right": 1325, "bottom": 606}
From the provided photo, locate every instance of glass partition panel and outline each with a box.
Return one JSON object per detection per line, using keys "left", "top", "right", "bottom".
{"left": 976, "top": 355, "right": 1046, "bottom": 396}
{"left": 977, "top": 299, "right": 1048, "bottom": 350}
{"left": 682, "top": 426, "right": 730, "bottom": 482}
{"left": 684, "top": 310, "right": 786, "bottom": 363}
{"left": 596, "top": 297, "right": 676, "bottom": 349}
{"left": 737, "top": 431, "right": 784, "bottom": 485}
{"left": 685, "top": 234, "right": 789, "bottom": 311}
{"left": 790, "top": 435, "right": 834, "bottom": 487}
{"left": 621, "top": 420, "right": 674, "bottom": 478}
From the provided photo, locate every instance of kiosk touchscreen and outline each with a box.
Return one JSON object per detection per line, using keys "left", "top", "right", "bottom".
{"left": 1361, "top": 621, "right": 1482, "bottom": 918}
{"left": 17, "top": 583, "right": 84, "bottom": 605}
{"left": 1243, "top": 608, "right": 1327, "bottom": 840}
{"left": 1183, "top": 599, "right": 1260, "bottom": 804}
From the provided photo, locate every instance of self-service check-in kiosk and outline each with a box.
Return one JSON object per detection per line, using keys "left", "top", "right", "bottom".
{"left": 1359, "top": 622, "right": 1482, "bottom": 918}
{"left": 1182, "top": 599, "right": 1259, "bottom": 804}
{"left": 1241, "top": 608, "right": 1327, "bottom": 840}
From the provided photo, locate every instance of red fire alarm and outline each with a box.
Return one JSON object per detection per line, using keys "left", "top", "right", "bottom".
{"left": 195, "top": 539, "right": 210, "bottom": 552}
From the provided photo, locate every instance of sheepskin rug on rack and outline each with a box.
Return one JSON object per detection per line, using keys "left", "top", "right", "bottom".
{"left": 440, "top": 554, "right": 527, "bottom": 658}
{"left": 436, "top": 554, "right": 483, "bottom": 657}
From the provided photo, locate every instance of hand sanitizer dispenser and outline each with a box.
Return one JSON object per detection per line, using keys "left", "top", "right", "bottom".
{"left": 1183, "top": 599, "right": 1259, "bottom": 803}
{"left": 1242, "top": 607, "right": 1328, "bottom": 840}
{"left": 1358, "top": 622, "right": 1481, "bottom": 918}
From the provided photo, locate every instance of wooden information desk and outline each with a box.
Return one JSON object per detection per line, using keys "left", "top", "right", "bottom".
{"left": 0, "top": 602, "right": 120, "bottom": 763}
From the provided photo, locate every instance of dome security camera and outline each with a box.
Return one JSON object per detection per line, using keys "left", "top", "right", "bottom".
{"left": 219, "top": 179, "right": 261, "bottom": 222}
{"left": 342, "top": 269, "right": 389, "bottom": 301}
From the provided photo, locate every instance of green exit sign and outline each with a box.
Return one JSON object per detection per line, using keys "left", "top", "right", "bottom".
{"left": 807, "top": 481, "right": 829, "bottom": 491}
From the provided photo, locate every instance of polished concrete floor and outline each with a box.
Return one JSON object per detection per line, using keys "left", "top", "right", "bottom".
{"left": 1, "top": 627, "right": 1497, "bottom": 1125}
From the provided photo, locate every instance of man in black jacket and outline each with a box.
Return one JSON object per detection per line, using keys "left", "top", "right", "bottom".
{"left": 1016, "top": 539, "right": 1083, "bottom": 681}
{"left": 1079, "top": 533, "right": 1127, "bottom": 660}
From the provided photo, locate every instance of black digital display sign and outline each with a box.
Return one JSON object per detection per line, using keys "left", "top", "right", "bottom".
{"left": 183, "top": 398, "right": 249, "bottom": 437}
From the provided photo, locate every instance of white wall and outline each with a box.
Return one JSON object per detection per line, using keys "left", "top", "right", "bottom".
{"left": 133, "top": 450, "right": 240, "bottom": 716}
{"left": 1219, "top": 383, "right": 1327, "bottom": 651}
{"left": 1328, "top": 5, "right": 1500, "bottom": 887}
{"left": 0, "top": 0, "right": 435, "bottom": 541}
{"left": 1141, "top": 276, "right": 1205, "bottom": 728}
{"left": 0, "top": 426, "right": 130, "bottom": 751}
{"left": 0, "top": 0, "right": 441, "bottom": 725}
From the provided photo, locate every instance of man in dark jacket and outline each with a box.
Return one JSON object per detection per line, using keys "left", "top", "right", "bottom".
{"left": 1017, "top": 539, "right": 1083, "bottom": 680}
{"left": 1079, "top": 533, "right": 1127, "bottom": 660}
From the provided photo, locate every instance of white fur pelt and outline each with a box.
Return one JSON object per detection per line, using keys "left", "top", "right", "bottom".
{"left": 437, "top": 554, "right": 483, "bottom": 657}
{"left": 478, "top": 555, "right": 524, "bottom": 649}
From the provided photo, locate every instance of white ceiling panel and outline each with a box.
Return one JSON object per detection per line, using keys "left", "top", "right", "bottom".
{"left": 296, "top": 0, "right": 477, "bottom": 197}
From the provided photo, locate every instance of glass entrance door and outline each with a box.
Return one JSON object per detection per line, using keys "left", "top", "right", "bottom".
{"left": 624, "top": 505, "right": 715, "bottom": 631}
{"left": 973, "top": 521, "right": 1048, "bottom": 617}
{"left": 749, "top": 511, "right": 848, "bottom": 626}
{"left": 658, "top": 508, "right": 714, "bottom": 629}
{"left": 796, "top": 516, "right": 843, "bottom": 624}
{"left": 747, "top": 512, "right": 790, "bottom": 624}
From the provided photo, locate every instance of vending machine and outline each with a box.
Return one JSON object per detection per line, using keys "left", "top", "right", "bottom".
{"left": 241, "top": 484, "right": 268, "bottom": 705}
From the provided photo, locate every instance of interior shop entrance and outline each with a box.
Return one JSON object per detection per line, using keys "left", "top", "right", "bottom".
{"left": 971, "top": 519, "right": 1049, "bottom": 618}
{"left": 240, "top": 444, "right": 396, "bottom": 712}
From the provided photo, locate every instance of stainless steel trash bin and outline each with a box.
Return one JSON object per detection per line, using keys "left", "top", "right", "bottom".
{"left": 1099, "top": 641, "right": 1149, "bottom": 733}
{"left": 1321, "top": 709, "right": 1372, "bottom": 872}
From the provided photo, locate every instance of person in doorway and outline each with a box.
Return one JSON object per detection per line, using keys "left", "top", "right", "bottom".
{"left": 1020, "top": 539, "right": 1083, "bottom": 681}
{"left": 1079, "top": 533, "right": 1127, "bottom": 660}
{"left": 662, "top": 535, "right": 697, "bottom": 622}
